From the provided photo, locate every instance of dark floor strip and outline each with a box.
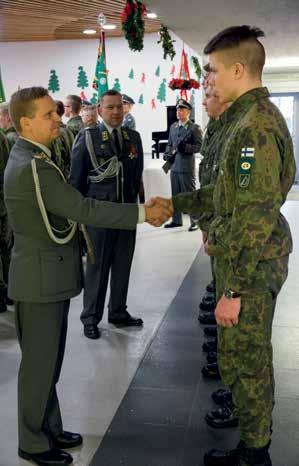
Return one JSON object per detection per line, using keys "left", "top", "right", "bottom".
{"left": 90, "top": 249, "right": 297, "bottom": 466}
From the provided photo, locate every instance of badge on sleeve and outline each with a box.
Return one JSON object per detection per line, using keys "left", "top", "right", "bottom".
{"left": 239, "top": 147, "right": 255, "bottom": 188}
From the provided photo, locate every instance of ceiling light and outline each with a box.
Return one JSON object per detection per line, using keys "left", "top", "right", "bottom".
{"left": 103, "top": 24, "right": 117, "bottom": 30}
{"left": 83, "top": 29, "right": 96, "bottom": 35}
{"left": 147, "top": 12, "right": 158, "bottom": 19}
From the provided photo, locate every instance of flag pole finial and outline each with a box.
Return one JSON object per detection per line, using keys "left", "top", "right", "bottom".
{"left": 97, "top": 13, "right": 106, "bottom": 29}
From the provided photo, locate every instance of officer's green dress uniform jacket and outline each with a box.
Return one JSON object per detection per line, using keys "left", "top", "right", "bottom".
{"left": 4, "top": 137, "right": 138, "bottom": 453}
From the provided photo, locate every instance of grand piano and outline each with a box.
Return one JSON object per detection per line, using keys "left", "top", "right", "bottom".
{"left": 151, "top": 105, "right": 177, "bottom": 159}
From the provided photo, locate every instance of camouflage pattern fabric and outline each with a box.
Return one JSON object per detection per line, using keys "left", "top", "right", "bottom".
{"left": 173, "top": 87, "right": 296, "bottom": 449}
{"left": 66, "top": 115, "right": 83, "bottom": 137}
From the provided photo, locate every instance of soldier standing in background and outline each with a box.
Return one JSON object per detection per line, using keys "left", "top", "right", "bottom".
{"left": 163, "top": 99, "right": 202, "bottom": 231}
{"left": 64, "top": 95, "right": 83, "bottom": 136}
{"left": 50, "top": 100, "right": 74, "bottom": 178}
{"left": 122, "top": 94, "right": 136, "bottom": 130}
{"left": 81, "top": 105, "right": 99, "bottom": 129}
{"left": 0, "top": 103, "right": 18, "bottom": 150}
{"left": 70, "top": 90, "right": 144, "bottom": 340}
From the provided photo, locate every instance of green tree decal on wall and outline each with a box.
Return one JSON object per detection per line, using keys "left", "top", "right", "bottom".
{"left": 113, "top": 78, "right": 121, "bottom": 91}
{"left": 157, "top": 78, "right": 167, "bottom": 103}
{"left": 48, "top": 69, "right": 60, "bottom": 93}
{"left": 77, "top": 66, "right": 89, "bottom": 89}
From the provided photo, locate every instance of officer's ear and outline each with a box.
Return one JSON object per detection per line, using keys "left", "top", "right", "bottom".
{"left": 233, "top": 62, "right": 245, "bottom": 81}
{"left": 19, "top": 116, "right": 32, "bottom": 135}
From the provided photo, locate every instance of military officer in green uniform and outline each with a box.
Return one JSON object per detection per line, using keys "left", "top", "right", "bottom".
{"left": 4, "top": 87, "right": 172, "bottom": 466}
{"left": 0, "top": 102, "right": 18, "bottom": 150}
{"left": 64, "top": 94, "right": 83, "bottom": 136}
{"left": 152, "top": 26, "right": 296, "bottom": 466}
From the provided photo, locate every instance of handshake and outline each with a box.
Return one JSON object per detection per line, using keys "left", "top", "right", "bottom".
{"left": 144, "top": 197, "right": 174, "bottom": 227}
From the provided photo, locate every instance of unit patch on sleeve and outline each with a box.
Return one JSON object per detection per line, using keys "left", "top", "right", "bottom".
{"left": 239, "top": 147, "right": 255, "bottom": 188}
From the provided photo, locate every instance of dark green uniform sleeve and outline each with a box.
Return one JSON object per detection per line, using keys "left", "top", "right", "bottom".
{"left": 184, "top": 124, "right": 202, "bottom": 154}
{"left": 32, "top": 159, "right": 138, "bottom": 230}
{"left": 224, "top": 129, "right": 295, "bottom": 292}
{"left": 172, "top": 184, "right": 214, "bottom": 217}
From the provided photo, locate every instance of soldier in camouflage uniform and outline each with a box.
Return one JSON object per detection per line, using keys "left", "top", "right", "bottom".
{"left": 0, "top": 103, "right": 18, "bottom": 150}
{"left": 50, "top": 100, "right": 74, "bottom": 178}
{"left": 64, "top": 95, "right": 83, "bottom": 137}
{"left": 0, "top": 130, "right": 10, "bottom": 312}
{"left": 158, "top": 26, "right": 296, "bottom": 466}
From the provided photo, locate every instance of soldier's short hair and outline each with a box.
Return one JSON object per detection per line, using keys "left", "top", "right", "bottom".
{"left": 204, "top": 25, "right": 266, "bottom": 78}
{"left": 66, "top": 94, "right": 82, "bottom": 114}
{"left": 55, "top": 100, "right": 65, "bottom": 117}
{"left": 9, "top": 86, "right": 49, "bottom": 133}
{"left": 0, "top": 102, "right": 9, "bottom": 116}
{"left": 99, "top": 89, "right": 122, "bottom": 105}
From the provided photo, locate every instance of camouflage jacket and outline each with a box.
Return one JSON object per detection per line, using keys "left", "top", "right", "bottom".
{"left": 174, "top": 87, "right": 296, "bottom": 292}
{"left": 51, "top": 125, "right": 74, "bottom": 178}
{"left": 198, "top": 118, "right": 220, "bottom": 186}
{"left": 66, "top": 115, "right": 84, "bottom": 136}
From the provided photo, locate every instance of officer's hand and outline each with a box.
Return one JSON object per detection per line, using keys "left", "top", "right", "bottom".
{"left": 163, "top": 153, "right": 169, "bottom": 161}
{"left": 215, "top": 295, "right": 241, "bottom": 328}
{"left": 144, "top": 197, "right": 173, "bottom": 227}
{"left": 177, "top": 142, "right": 186, "bottom": 152}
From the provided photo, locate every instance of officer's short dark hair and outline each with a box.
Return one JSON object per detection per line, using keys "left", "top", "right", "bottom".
{"left": 99, "top": 89, "right": 122, "bottom": 105}
{"left": 55, "top": 100, "right": 65, "bottom": 117}
{"left": 9, "top": 86, "right": 49, "bottom": 133}
{"left": 204, "top": 25, "right": 265, "bottom": 78}
{"left": 66, "top": 94, "right": 82, "bottom": 114}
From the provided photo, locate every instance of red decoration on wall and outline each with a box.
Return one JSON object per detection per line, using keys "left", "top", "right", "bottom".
{"left": 80, "top": 91, "right": 88, "bottom": 101}
{"left": 140, "top": 72, "right": 146, "bottom": 83}
{"left": 170, "top": 64, "right": 175, "bottom": 75}
{"left": 151, "top": 98, "right": 156, "bottom": 110}
{"left": 168, "top": 48, "right": 200, "bottom": 100}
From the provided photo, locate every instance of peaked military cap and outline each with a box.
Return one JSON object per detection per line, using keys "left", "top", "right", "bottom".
{"left": 122, "top": 94, "right": 135, "bottom": 105}
{"left": 176, "top": 99, "right": 192, "bottom": 110}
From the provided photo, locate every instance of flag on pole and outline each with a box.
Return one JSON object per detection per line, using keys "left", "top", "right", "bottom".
{"left": 92, "top": 29, "right": 109, "bottom": 99}
{"left": 0, "top": 67, "right": 6, "bottom": 103}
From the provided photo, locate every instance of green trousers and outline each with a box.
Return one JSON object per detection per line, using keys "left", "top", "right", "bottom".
{"left": 215, "top": 255, "right": 289, "bottom": 448}
{"left": 15, "top": 300, "right": 70, "bottom": 453}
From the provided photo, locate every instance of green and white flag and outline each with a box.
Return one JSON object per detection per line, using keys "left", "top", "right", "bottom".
{"left": 92, "top": 30, "right": 109, "bottom": 99}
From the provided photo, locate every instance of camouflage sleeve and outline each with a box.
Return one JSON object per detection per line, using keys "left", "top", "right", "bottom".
{"left": 224, "top": 128, "right": 295, "bottom": 292}
{"left": 173, "top": 184, "right": 214, "bottom": 217}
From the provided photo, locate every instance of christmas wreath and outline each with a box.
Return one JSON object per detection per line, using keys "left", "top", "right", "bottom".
{"left": 157, "top": 25, "right": 176, "bottom": 60}
{"left": 121, "top": 0, "right": 146, "bottom": 52}
{"left": 168, "top": 78, "right": 200, "bottom": 90}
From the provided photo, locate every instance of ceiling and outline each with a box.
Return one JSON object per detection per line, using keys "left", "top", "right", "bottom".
{"left": 145, "top": 0, "right": 299, "bottom": 65}
{"left": 0, "top": 0, "right": 160, "bottom": 42}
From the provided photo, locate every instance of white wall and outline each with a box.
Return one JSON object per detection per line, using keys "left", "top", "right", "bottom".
{"left": 0, "top": 33, "right": 204, "bottom": 153}
{"left": 263, "top": 70, "right": 299, "bottom": 93}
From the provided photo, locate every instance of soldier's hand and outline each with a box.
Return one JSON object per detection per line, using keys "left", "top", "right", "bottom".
{"left": 144, "top": 197, "right": 173, "bottom": 227}
{"left": 215, "top": 295, "right": 241, "bottom": 328}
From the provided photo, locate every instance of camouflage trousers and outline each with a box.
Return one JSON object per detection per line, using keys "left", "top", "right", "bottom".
{"left": 215, "top": 255, "right": 289, "bottom": 449}
{"left": 0, "top": 214, "right": 13, "bottom": 293}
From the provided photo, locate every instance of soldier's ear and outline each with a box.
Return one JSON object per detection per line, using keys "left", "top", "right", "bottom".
{"left": 233, "top": 62, "right": 245, "bottom": 81}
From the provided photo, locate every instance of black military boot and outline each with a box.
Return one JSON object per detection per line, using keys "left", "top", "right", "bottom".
{"left": 204, "top": 441, "right": 245, "bottom": 465}
{"left": 211, "top": 388, "right": 232, "bottom": 406}
{"left": 202, "top": 338, "right": 217, "bottom": 353}
{"left": 0, "top": 293, "right": 7, "bottom": 313}
{"left": 205, "top": 403, "right": 239, "bottom": 428}
{"left": 206, "top": 280, "right": 216, "bottom": 293}
{"left": 202, "top": 362, "right": 221, "bottom": 380}
{"left": 238, "top": 444, "right": 272, "bottom": 466}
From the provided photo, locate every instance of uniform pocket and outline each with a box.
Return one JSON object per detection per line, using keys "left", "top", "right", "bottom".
{"left": 40, "top": 247, "right": 77, "bottom": 297}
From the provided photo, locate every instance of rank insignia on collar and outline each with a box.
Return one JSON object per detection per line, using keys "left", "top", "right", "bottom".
{"left": 102, "top": 131, "right": 109, "bottom": 142}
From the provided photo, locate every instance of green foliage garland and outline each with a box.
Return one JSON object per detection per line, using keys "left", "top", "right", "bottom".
{"left": 158, "top": 25, "right": 176, "bottom": 61}
{"left": 191, "top": 56, "right": 202, "bottom": 80}
{"left": 121, "top": 0, "right": 146, "bottom": 52}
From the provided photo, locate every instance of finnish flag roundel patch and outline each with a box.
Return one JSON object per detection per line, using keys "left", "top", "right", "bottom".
{"left": 239, "top": 147, "right": 255, "bottom": 188}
